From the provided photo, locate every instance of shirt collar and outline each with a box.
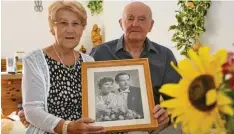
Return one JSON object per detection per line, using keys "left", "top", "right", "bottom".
{"left": 115, "top": 35, "right": 124, "bottom": 52}
{"left": 145, "top": 38, "right": 159, "bottom": 53}
{"left": 115, "top": 35, "right": 159, "bottom": 54}
{"left": 119, "top": 87, "right": 130, "bottom": 93}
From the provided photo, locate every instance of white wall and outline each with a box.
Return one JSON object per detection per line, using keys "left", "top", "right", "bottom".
{"left": 201, "top": 1, "right": 234, "bottom": 53}
{"left": 1, "top": 1, "right": 103, "bottom": 57}
{"left": 1, "top": 1, "right": 234, "bottom": 60}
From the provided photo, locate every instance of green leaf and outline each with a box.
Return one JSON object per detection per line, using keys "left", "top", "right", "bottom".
{"left": 180, "top": 50, "right": 186, "bottom": 55}
{"left": 206, "top": 3, "right": 211, "bottom": 9}
{"left": 171, "top": 38, "right": 177, "bottom": 42}
{"left": 176, "top": 43, "right": 183, "bottom": 49}
{"left": 176, "top": 14, "right": 182, "bottom": 23}
{"left": 169, "top": 25, "right": 177, "bottom": 31}
{"left": 87, "top": 0, "right": 103, "bottom": 15}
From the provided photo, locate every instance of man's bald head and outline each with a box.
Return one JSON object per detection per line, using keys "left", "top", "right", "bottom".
{"left": 119, "top": 1, "right": 154, "bottom": 42}
{"left": 122, "top": 2, "right": 152, "bottom": 19}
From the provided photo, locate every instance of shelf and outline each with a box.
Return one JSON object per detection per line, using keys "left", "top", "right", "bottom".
{"left": 1, "top": 72, "right": 22, "bottom": 80}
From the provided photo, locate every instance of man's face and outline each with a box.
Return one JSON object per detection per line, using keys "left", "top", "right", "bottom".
{"left": 119, "top": 3, "right": 154, "bottom": 42}
{"left": 117, "top": 74, "right": 130, "bottom": 90}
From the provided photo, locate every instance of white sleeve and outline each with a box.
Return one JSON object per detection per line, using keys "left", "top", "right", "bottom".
{"left": 22, "top": 57, "right": 61, "bottom": 133}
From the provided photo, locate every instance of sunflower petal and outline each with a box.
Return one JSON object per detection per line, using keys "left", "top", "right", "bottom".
{"left": 206, "top": 89, "right": 217, "bottom": 106}
{"left": 166, "top": 108, "right": 173, "bottom": 113}
{"left": 188, "top": 48, "right": 205, "bottom": 73}
{"left": 182, "top": 124, "right": 190, "bottom": 134}
{"left": 213, "top": 49, "right": 228, "bottom": 67}
{"left": 198, "top": 46, "right": 214, "bottom": 73}
{"left": 170, "top": 108, "right": 186, "bottom": 120}
{"left": 179, "top": 114, "right": 193, "bottom": 134}
{"left": 219, "top": 105, "right": 234, "bottom": 116}
{"left": 199, "top": 114, "right": 213, "bottom": 134}
{"left": 177, "top": 59, "right": 200, "bottom": 80}
{"left": 159, "top": 84, "right": 181, "bottom": 97}
{"left": 174, "top": 115, "right": 182, "bottom": 125}
{"left": 217, "top": 91, "right": 233, "bottom": 105}
{"left": 160, "top": 99, "right": 186, "bottom": 108}
{"left": 198, "top": 46, "right": 210, "bottom": 56}
{"left": 172, "top": 115, "right": 183, "bottom": 128}
{"left": 188, "top": 111, "right": 203, "bottom": 134}
{"left": 214, "top": 112, "right": 226, "bottom": 131}
{"left": 174, "top": 114, "right": 189, "bottom": 127}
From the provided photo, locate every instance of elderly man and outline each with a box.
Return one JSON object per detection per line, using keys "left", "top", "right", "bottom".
{"left": 90, "top": 1, "right": 181, "bottom": 134}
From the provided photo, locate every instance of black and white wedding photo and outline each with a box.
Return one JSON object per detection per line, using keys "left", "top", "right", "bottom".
{"left": 94, "top": 70, "right": 144, "bottom": 122}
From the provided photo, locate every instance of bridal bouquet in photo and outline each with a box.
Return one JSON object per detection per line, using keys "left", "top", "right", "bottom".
{"left": 96, "top": 106, "right": 142, "bottom": 122}
{"left": 159, "top": 46, "right": 234, "bottom": 134}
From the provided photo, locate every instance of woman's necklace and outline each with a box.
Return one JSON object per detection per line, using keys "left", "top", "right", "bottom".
{"left": 53, "top": 44, "right": 76, "bottom": 71}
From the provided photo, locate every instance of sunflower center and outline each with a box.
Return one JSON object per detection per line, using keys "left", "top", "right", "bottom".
{"left": 188, "top": 75, "right": 216, "bottom": 111}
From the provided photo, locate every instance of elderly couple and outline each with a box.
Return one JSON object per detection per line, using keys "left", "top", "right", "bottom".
{"left": 96, "top": 73, "right": 143, "bottom": 120}
{"left": 20, "top": 1, "right": 181, "bottom": 134}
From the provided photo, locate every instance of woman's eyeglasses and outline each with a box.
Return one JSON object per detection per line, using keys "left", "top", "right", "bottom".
{"left": 54, "top": 21, "right": 82, "bottom": 29}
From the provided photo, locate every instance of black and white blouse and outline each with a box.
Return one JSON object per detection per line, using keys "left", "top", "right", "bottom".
{"left": 45, "top": 53, "right": 83, "bottom": 121}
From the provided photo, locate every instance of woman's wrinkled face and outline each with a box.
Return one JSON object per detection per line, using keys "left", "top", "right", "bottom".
{"left": 52, "top": 9, "right": 84, "bottom": 49}
{"left": 100, "top": 81, "right": 113, "bottom": 95}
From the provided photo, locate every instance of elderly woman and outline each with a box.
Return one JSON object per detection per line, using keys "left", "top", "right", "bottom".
{"left": 22, "top": 1, "right": 105, "bottom": 134}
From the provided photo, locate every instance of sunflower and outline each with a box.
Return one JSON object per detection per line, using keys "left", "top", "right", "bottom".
{"left": 159, "top": 46, "right": 234, "bottom": 134}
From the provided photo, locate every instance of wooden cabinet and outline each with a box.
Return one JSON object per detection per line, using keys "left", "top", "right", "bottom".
{"left": 1, "top": 73, "right": 22, "bottom": 116}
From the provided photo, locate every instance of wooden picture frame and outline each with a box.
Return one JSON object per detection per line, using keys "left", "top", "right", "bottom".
{"left": 82, "top": 58, "right": 158, "bottom": 132}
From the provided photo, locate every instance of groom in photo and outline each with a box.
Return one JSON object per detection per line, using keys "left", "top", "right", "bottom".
{"left": 115, "top": 72, "right": 144, "bottom": 118}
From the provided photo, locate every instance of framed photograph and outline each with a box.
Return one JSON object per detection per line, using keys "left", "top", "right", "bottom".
{"left": 82, "top": 58, "right": 158, "bottom": 132}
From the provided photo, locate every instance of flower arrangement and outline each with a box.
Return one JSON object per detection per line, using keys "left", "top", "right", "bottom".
{"left": 222, "top": 52, "right": 234, "bottom": 134}
{"left": 96, "top": 107, "right": 142, "bottom": 122}
{"left": 222, "top": 52, "right": 234, "bottom": 90}
{"left": 159, "top": 46, "right": 234, "bottom": 134}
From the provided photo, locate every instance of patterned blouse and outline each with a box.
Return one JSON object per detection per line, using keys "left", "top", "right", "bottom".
{"left": 44, "top": 52, "right": 82, "bottom": 130}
